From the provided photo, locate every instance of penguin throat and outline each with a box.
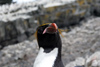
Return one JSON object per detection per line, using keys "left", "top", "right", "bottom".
{"left": 43, "top": 48, "right": 55, "bottom": 53}
{"left": 34, "top": 47, "right": 58, "bottom": 67}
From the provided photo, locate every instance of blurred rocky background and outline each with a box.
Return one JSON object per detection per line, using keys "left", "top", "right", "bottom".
{"left": 0, "top": 0, "right": 100, "bottom": 67}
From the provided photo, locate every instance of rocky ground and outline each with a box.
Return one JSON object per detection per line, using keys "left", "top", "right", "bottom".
{"left": 0, "top": 17, "right": 100, "bottom": 67}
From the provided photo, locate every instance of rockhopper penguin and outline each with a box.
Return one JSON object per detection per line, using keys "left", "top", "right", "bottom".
{"left": 33, "top": 23, "right": 64, "bottom": 67}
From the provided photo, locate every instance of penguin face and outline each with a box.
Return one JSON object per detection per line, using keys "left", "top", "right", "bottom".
{"left": 37, "top": 23, "right": 58, "bottom": 34}
{"left": 36, "top": 23, "right": 61, "bottom": 49}
{"left": 37, "top": 24, "right": 49, "bottom": 34}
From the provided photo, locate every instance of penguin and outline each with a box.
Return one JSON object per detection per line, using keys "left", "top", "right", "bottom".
{"left": 33, "top": 23, "right": 64, "bottom": 67}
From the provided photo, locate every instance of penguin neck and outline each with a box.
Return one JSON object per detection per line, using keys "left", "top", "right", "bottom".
{"left": 34, "top": 47, "right": 59, "bottom": 67}
{"left": 42, "top": 47, "right": 64, "bottom": 67}
{"left": 43, "top": 47, "right": 62, "bottom": 58}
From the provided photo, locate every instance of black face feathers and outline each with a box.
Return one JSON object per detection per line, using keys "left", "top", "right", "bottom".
{"left": 37, "top": 24, "right": 49, "bottom": 34}
{"left": 37, "top": 23, "right": 58, "bottom": 34}
{"left": 36, "top": 23, "right": 61, "bottom": 49}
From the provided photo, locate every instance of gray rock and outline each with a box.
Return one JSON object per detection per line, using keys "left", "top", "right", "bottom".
{"left": 66, "top": 51, "right": 100, "bottom": 67}
{"left": 17, "top": 34, "right": 28, "bottom": 42}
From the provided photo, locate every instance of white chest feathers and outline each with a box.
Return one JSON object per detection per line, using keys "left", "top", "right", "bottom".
{"left": 33, "top": 47, "right": 58, "bottom": 67}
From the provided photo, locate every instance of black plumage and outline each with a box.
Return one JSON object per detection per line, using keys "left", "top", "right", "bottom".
{"left": 36, "top": 23, "right": 64, "bottom": 67}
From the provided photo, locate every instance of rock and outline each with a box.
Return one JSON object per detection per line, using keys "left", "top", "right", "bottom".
{"left": 0, "top": 0, "right": 12, "bottom": 4}
{"left": 66, "top": 51, "right": 100, "bottom": 67}
{"left": 75, "top": 57, "right": 85, "bottom": 66}
{"left": 66, "top": 62, "right": 76, "bottom": 67}
{"left": 17, "top": 34, "right": 28, "bottom": 42}
{"left": 86, "top": 51, "right": 100, "bottom": 67}
{"left": 0, "top": 19, "right": 38, "bottom": 48}
{"left": 91, "top": 60, "right": 98, "bottom": 67}
{"left": 65, "top": 57, "right": 84, "bottom": 67}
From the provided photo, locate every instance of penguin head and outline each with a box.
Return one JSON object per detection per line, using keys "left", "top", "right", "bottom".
{"left": 36, "top": 23, "right": 61, "bottom": 49}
